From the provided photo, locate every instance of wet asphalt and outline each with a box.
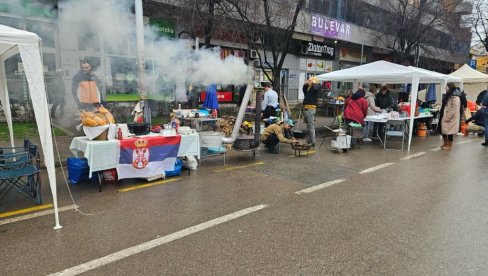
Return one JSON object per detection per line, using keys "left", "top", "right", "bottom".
{"left": 1, "top": 126, "right": 488, "bottom": 275}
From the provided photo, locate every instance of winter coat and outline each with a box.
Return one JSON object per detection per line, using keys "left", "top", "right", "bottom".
{"left": 344, "top": 91, "right": 368, "bottom": 125}
{"left": 439, "top": 89, "right": 462, "bottom": 135}
{"left": 72, "top": 71, "right": 101, "bottom": 107}
{"left": 260, "top": 122, "right": 293, "bottom": 144}
{"left": 375, "top": 91, "right": 393, "bottom": 109}
{"left": 303, "top": 84, "right": 320, "bottom": 109}
{"left": 364, "top": 91, "right": 381, "bottom": 115}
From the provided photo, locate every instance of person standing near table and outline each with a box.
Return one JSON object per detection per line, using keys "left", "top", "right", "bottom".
{"left": 72, "top": 60, "right": 101, "bottom": 110}
{"left": 303, "top": 76, "right": 320, "bottom": 146}
{"left": 375, "top": 85, "right": 393, "bottom": 110}
{"left": 438, "top": 83, "right": 462, "bottom": 150}
{"left": 363, "top": 85, "right": 382, "bottom": 142}
{"left": 262, "top": 83, "right": 279, "bottom": 119}
{"left": 344, "top": 89, "right": 368, "bottom": 125}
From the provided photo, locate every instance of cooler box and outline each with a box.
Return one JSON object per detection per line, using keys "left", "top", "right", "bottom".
{"left": 67, "top": 157, "right": 97, "bottom": 184}
{"left": 165, "top": 159, "right": 183, "bottom": 177}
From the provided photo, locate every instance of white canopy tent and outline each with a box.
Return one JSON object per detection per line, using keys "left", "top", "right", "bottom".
{"left": 316, "top": 60, "right": 463, "bottom": 151}
{"left": 0, "top": 25, "right": 61, "bottom": 229}
{"left": 449, "top": 64, "right": 488, "bottom": 102}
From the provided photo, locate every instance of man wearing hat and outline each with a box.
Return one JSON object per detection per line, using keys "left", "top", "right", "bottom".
{"left": 260, "top": 119, "right": 298, "bottom": 154}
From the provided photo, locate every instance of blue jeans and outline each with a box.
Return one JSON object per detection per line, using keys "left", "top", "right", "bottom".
{"left": 363, "top": 121, "right": 374, "bottom": 138}
{"left": 304, "top": 108, "right": 316, "bottom": 144}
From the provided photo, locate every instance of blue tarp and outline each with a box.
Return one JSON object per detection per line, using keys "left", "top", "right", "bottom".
{"left": 203, "top": 84, "right": 220, "bottom": 110}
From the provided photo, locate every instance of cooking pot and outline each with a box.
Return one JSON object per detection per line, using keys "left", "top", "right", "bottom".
{"left": 293, "top": 130, "right": 307, "bottom": 139}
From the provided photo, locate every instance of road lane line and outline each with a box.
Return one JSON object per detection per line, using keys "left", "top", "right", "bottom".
{"left": 455, "top": 140, "right": 477, "bottom": 145}
{"left": 214, "top": 162, "right": 264, "bottom": 173}
{"left": 0, "top": 204, "right": 53, "bottom": 218}
{"left": 118, "top": 178, "right": 181, "bottom": 192}
{"left": 400, "top": 152, "right": 426, "bottom": 160}
{"left": 289, "top": 151, "right": 316, "bottom": 157}
{"left": 295, "top": 179, "right": 346, "bottom": 194}
{"left": 0, "top": 205, "right": 78, "bottom": 226}
{"left": 48, "top": 204, "right": 269, "bottom": 276}
{"left": 359, "top": 163, "right": 394, "bottom": 174}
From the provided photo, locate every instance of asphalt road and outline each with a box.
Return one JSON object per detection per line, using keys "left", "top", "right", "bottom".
{"left": 1, "top": 134, "right": 487, "bottom": 275}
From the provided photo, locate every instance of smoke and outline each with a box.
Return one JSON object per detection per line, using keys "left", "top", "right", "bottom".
{"left": 57, "top": 0, "right": 249, "bottom": 102}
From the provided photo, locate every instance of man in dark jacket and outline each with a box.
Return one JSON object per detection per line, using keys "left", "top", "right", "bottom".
{"left": 302, "top": 76, "right": 320, "bottom": 146}
{"left": 375, "top": 85, "right": 393, "bottom": 109}
{"left": 49, "top": 69, "right": 66, "bottom": 118}
{"left": 72, "top": 60, "right": 101, "bottom": 110}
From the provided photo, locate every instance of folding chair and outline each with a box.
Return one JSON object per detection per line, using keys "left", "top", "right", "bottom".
{"left": 0, "top": 144, "right": 42, "bottom": 211}
{"left": 383, "top": 120, "right": 407, "bottom": 150}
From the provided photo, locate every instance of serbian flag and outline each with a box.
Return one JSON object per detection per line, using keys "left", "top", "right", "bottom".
{"left": 117, "top": 136, "right": 181, "bottom": 180}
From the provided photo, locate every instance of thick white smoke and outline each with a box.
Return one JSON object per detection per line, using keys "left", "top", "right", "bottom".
{"left": 58, "top": 0, "right": 249, "bottom": 102}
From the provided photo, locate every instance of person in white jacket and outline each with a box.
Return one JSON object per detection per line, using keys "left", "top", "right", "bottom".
{"left": 363, "top": 85, "right": 382, "bottom": 141}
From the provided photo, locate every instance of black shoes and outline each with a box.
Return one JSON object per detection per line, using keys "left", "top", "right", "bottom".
{"left": 265, "top": 145, "right": 279, "bottom": 154}
{"left": 482, "top": 142, "right": 488, "bottom": 147}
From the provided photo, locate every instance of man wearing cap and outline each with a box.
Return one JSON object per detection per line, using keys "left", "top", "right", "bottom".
{"left": 303, "top": 76, "right": 320, "bottom": 146}
{"left": 260, "top": 119, "right": 298, "bottom": 154}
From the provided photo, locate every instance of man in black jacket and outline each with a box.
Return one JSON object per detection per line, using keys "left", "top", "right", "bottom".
{"left": 72, "top": 60, "right": 101, "bottom": 110}
{"left": 302, "top": 76, "right": 320, "bottom": 146}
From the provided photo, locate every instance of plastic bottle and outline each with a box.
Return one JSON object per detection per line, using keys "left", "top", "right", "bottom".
{"left": 117, "top": 127, "right": 123, "bottom": 140}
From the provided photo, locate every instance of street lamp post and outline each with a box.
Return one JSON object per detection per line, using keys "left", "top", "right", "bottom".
{"left": 134, "top": 0, "right": 150, "bottom": 124}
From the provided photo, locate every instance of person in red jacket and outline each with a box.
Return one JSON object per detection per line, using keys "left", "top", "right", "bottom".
{"left": 344, "top": 88, "right": 368, "bottom": 125}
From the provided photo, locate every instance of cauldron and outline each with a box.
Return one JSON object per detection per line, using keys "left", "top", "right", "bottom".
{"left": 293, "top": 130, "right": 306, "bottom": 139}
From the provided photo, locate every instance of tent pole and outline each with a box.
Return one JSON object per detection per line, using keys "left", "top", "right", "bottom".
{"left": 0, "top": 57, "right": 15, "bottom": 148}
{"left": 408, "top": 77, "right": 420, "bottom": 151}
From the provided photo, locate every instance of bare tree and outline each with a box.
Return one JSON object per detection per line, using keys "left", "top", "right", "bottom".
{"left": 471, "top": 0, "right": 488, "bottom": 52}
{"left": 366, "top": 0, "right": 464, "bottom": 65}
{"left": 225, "top": 0, "right": 306, "bottom": 93}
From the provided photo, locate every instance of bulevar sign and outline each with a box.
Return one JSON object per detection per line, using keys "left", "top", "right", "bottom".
{"left": 302, "top": 42, "right": 335, "bottom": 59}
{"left": 310, "top": 14, "right": 352, "bottom": 41}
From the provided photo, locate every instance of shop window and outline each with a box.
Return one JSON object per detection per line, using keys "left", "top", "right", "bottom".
{"left": 106, "top": 56, "right": 138, "bottom": 94}
{"left": 0, "top": 16, "right": 23, "bottom": 29}
{"left": 26, "top": 20, "right": 55, "bottom": 48}
{"left": 78, "top": 28, "right": 100, "bottom": 52}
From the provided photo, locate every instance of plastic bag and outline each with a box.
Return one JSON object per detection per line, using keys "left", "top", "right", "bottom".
{"left": 186, "top": 156, "right": 198, "bottom": 170}
{"left": 165, "top": 159, "right": 183, "bottom": 177}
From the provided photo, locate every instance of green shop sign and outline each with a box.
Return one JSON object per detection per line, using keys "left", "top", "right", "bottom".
{"left": 148, "top": 18, "right": 175, "bottom": 38}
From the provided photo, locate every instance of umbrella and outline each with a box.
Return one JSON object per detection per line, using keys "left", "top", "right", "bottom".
{"left": 203, "top": 83, "right": 220, "bottom": 110}
{"left": 426, "top": 83, "right": 437, "bottom": 102}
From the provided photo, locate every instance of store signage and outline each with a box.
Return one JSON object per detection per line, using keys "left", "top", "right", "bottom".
{"left": 200, "top": 91, "right": 234, "bottom": 103}
{"left": 148, "top": 18, "right": 176, "bottom": 38}
{"left": 310, "top": 14, "right": 351, "bottom": 41}
{"left": 302, "top": 42, "right": 335, "bottom": 59}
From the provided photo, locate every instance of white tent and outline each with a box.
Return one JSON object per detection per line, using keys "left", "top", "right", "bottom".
{"left": 449, "top": 64, "right": 488, "bottom": 102}
{"left": 0, "top": 25, "right": 61, "bottom": 229}
{"left": 316, "top": 60, "right": 463, "bottom": 151}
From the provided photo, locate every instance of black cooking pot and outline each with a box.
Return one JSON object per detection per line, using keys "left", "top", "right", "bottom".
{"left": 293, "top": 130, "right": 306, "bottom": 139}
{"left": 127, "top": 123, "right": 151, "bottom": 136}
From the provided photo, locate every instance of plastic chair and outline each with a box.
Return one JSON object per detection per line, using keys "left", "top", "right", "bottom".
{"left": 383, "top": 120, "right": 406, "bottom": 150}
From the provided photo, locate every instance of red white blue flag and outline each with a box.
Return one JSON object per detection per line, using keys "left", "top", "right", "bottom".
{"left": 117, "top": 136, "right": 181, "bottom": 180}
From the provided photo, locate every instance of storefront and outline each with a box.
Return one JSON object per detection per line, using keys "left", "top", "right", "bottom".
{"left": 298, "top": 41, "right": 336, "bottom": 100}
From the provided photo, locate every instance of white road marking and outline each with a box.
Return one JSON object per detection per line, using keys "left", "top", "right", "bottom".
{"left": 295, "top": 179, "right": 346, "bottom": 194}
{"left": 359, "top": 163, "right": 394, "bottom": 174}
{"left": 400, "top": 152, "right": 426, "bottom": 160}
{"left": 48, "top": 204, "right": 269, "bottom": 276}
{"left": 431, "top": 148, "right": 441, "bottom": 152}
{"left": 455, "top": 140, "right": 477, "bottom": 145}
{"left": 0, "top": 205, "right": 78, "bottom": 226}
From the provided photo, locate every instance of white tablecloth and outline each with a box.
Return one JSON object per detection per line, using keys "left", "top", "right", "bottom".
{"left": 69, "top": 133, "right": 200, "bottom": 177}
{"left": 364, "top": 113, "right": 433, "bottom": 123}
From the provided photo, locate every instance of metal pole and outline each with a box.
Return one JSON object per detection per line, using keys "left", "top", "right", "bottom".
{"left": 360, "top": 39, "right": 364, "bottom": 65}
{"left": 135, "top": 0, "right": 150, "bottom": 124}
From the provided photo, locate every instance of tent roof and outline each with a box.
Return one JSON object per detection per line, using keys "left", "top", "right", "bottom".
{"left": 316, "top": 60, "right": 461, "bottom": 84}
{"left": 449, "top": 64, "right": 488, "bottom": 83}
{"left": 407, "top": 66, "right": 462, "bottom": 83}
{"left": 0, "top": 24, "right": 40, "bottom": 55}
